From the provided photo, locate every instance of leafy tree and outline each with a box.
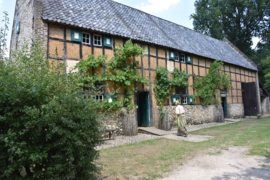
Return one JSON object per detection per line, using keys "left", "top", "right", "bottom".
{"left": 252, "top": 32, "right": 270, "bottom": 88}
{"left": 262, "top": 53, "right": 270, "bottom": 91}
{"left": 0, "top": 41, "right": 102, "bottom": 179}
{"left": 191, "top": 0, "right": 270, "bottom": 57}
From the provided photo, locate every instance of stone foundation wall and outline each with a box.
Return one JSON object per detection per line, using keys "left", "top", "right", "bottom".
{"left": 227, "top": 103, "right": 244, "bottom": 118}
{"left": 100, "top": 111, "right": 125, "bottom": 136}
{"left": 100, "top": 108, "right": 138, "bottom": 136}
{"left": 153, "top": 104, "right": 224, "bottom": 128}
{"left": 261, "top": 97, "right": 270, "bottom": 114}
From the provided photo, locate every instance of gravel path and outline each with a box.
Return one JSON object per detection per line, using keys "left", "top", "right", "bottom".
{"left": 159, "top": 146, "right": 270, "bottom": 180}
{"left": 96, "top": 121, "right": 235, "bottom": 150}
{"left": 97, "top": 116, "right": 270, "bottom": 150}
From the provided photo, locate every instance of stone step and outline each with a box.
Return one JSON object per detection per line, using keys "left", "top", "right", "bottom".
{"left": 224, "top": 118, "right": 240, "bottom": 122}
{"left": 138, "top": 127, "right": 172, "bottom": 136}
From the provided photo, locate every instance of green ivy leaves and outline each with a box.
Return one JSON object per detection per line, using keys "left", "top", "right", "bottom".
{"left": 154, "top": 67, "right": 190, "bottom": 114}
{"left": 76, "top": 39, "right": 149, "bottom": 113}
{"left": 192, "top": 60, "right": 232, "bottom": 105}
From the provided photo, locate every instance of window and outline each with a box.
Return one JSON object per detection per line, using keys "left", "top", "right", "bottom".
{"left": 82, "top": 33, "right": 91, "bottom": 45}
{"left": 104, "top": 36, "right": 112, "bottom": 48}
{"left": 182, "top": 97, "right": 188, "bottom": 104}
{"left": 71, "top": 30, "right": 82, "bottom": 42}
{"left": 94, "top": 95, "right": 104, "bottom": 102}
{"left": 169, "top": 50, "right": 175, "bottom": 60}
{"left": 175, "top": 53, "right": 179, "bottom": 61}
{"left": 16, "top": 13, "right": 20, "bottom": 34}
{"left": 175, "top": 86, "right": 188, "bottom": 105}
{"left": 93, "top": 35, "right": 102, "bottom": 46}
{"left": 180, "top": 54, "right": 185, "bottom": 63}
{"left": 83, "top": 82, "right": 104, "bottom": 101}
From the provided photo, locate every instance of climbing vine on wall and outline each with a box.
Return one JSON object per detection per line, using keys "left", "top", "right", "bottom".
{"left": 192, "top": 60, "right": 231, "bottom": 105}
{"left": 76, "top": 39, "right": 149, "bottom": 113}
{"left": 154, "top": 67, "right": 190, "bottom": 115}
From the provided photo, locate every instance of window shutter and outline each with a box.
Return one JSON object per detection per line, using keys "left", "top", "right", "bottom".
{"left": 16, "top": 21, "right": 20, "bottom": 34}
{"left": 171, "top": 95, "right": 177, "bottom": 105}
{"left": 186, "top": 55, "right": 192, "bottom": 64}
{"left": 71, "top": 30, "right": 82, "bottom": 42}
{"left": 103, "top": 36, "right": 112, "bottom": 48}
{"left": 105, "top": 94, "right": 114, "bottom": 103}
{"left": 169, "top": 50, "right": 175, "bottom": 60}
{"left": 188, "top": 95, "right": 193, "bottom": 105}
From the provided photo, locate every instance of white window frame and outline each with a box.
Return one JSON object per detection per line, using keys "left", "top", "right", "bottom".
{"left": 82, "top": 33, "right": 91, "bottom": 45}
{"left": 182, "top": 96, "right": 188, "bottom": 104}
{"left": 175, "top": 86, "right": 188, "bottom": 105}
{"left": 93, "top": 34, "right": 102, "bottom": 46}
{"left": 92, "top": 95, "right": 104, "bottom": 102}
{"left": 175, "top": 53, "right": 179, "bottom": 61}
{"left": 180, "top": 54, "right": 185, "bottom": 63}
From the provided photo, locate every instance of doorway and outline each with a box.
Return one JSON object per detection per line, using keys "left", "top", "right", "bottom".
{"left": 137, "top": 92, "right": 150, "bottom": 127}
{"left": 242, "top": 82, "right": 258, "bottom": 116}
{"left": 221, "top": 97, "right": 227, "bottom": 118}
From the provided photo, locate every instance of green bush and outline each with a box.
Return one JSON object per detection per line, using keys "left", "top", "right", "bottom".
{"left": 0, "top": 41, "right": 102, "bottom": 179}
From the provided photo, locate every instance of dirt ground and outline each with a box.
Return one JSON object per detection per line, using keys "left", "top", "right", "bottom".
{"left": 159, "top": 146, "right": 270, "bottom": 180}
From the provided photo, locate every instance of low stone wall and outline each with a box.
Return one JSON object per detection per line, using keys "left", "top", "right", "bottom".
{"left": 227, "top": 103, "right": 244, "bottom": 118}
{"left": 100, "top": 111, "right": 125, "bottom": 136}
{"left": 261, "top": 97, "right": 270, "bottom": 114}
{"left": 100, "top": 109, "right": 138, "bottom": 136}
{"left": 153, "top": 104, "right": 224, "bottom": 128}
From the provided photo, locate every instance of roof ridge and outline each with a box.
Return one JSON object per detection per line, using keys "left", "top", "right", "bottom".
{"left": 41, "top": 0, "right": 257, "bottom": 71}
{"left": 110, "top": 0, "right": 226, "bottom": 44}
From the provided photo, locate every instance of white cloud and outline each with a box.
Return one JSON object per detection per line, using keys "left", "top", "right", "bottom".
{"left": 0, "top": 0, "right": 4, "bottom": 8}
{"left": 138, "top": 0, "right": 180, "bottom": 13}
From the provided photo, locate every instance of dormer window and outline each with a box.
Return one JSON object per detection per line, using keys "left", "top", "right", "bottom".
{"left": 82, "top": 33, "right": 91, "bottom": 45}
{"left": 93, "top": 35, "right": 102, "bottom": 46}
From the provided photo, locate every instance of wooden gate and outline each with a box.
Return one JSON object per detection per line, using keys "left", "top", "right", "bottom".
{"left": 241, "top": 82, "right": 258, "bottom": 116}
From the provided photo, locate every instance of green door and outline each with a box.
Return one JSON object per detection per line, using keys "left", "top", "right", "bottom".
{"left": 138, "top": 92, "right": 150, "bottom": 127}
{"left": 221, "top": 97, "right": 227, "bottom": 118}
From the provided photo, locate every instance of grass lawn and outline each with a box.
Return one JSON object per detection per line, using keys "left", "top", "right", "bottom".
{"left": 99, "top": 117, "right": 270, "bottom": 180}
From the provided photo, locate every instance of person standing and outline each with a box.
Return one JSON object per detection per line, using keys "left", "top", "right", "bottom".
{"left": 175, "top": 100, "right": 188, "bottom": 137}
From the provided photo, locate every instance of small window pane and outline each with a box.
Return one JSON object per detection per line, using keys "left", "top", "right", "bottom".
{"left": 182, "top": 87, "right": 188, "bottom": 95}
{"left": 93, "top": 35, "right": 102, "bottom": 46}
{"left": 82, "top": 33, "right": 91, "bottom": 45}
{"left": 175, "top": 53, "right": 179, "bottom": 61}
{"left": 180, "top": 54, "right": 185, "bottom": 63}
{"left": 183, "top": 97, "right": 188, "bottom": 104}
{"left": 93, "top": 95, "right": 104, "bottom": 102}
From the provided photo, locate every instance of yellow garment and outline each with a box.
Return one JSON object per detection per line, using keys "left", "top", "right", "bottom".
{"left": 177, "top": 115, "right": 187, "bottom": 136}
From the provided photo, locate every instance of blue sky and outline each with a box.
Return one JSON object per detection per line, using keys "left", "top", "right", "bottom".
{"left": 0, "top": 0, "right": 259, "bottom": 56}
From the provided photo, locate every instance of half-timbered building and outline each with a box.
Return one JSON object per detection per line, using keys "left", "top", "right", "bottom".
{"left": 10, "top": 0, "right": 264, "bottom": 134}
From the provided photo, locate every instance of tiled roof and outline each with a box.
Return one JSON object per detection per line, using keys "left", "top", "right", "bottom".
{"left": 42, "top": 0, "right": 257, "bottom": 71}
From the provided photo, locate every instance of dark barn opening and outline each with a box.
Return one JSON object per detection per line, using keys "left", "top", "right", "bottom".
{"left": 242, "top": 82, "right": 258, "bottom": 116}
{"left": 137, "top": 92, "right": 150, "bottom": 127}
